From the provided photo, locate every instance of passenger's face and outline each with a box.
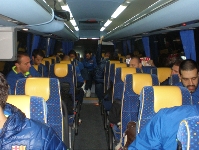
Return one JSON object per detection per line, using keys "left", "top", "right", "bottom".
{"left": 171, "top": 65, "right": 179, "bottom": 75}
{"left": 16, "top": 56, "right": 31, "bottom": 74}
{"left": 69, "top": 54, "right": 76, "bottom": 60}
{"left": 32, "top": 55, "right": 43, "bottom": 65}
{"left": 86, "top": 53, "right": 91, "bottom": 59}
{"left": 180, "top": 68, "right": 199, "bottom": 93}
{"left": 129, "top": 58, "right": 141, "bottom": 68}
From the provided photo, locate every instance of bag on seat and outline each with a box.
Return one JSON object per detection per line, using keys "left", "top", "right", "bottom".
{"left": 60, "top": 82, "right": 74, "bottom": 115}
{"left": 124, "top": 121, "right": 136, "bottom": 150}
{"left": 108, "top": 99, "right": 121, "bottom": 124}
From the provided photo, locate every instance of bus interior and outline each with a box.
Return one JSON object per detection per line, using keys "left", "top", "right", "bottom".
{"left": 0, "top": 0, "right": 199, "bottom": 149}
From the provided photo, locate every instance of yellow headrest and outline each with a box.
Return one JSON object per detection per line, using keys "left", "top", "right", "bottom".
{"left": 110, "top": 60, "right": 120, "bottom": 64}
{"left": 102, "top": 53, "right": 105, "bottom": 57}
{"left": 33, "top": 65, "right": 38, "bottom": 71}
{"left": 25, "top": 78, "right": 50, "bottom": 101}
{"left": 60, "top": 60, "right": 71, "bottom": 64}
{"left": 43, "top": 58, "right": 52, "bottom": 65}
{"left": 41, "top": 60, "right": 46, "bottom": 65}
{"left": 54, "top": 63, "right": 68, "bottom": 77}
{"left": 153, "top": 86, "right": 182, "bottom": 112}
{"left": 7, "top": 95, "right": 31, "bottom": 118}
{"left": 157, "top": 68, "right": 171, "bottom": 83}
{"left": 133, "top": 74, "right": 152, "bottom": 94}
{"left": 118, "top": 53, "right": 121, "bottom": 57}
{"left": 114, "top": 63, "right": 127, "bottom": 69}
{"left": 121, "top": 67, "right": 137, "bottom": 82}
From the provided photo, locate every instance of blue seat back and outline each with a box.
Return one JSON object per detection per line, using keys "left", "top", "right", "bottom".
{"left": 7, "top": 95, "right": 47, "bottom": 123}
{"left": 151, "top": 67, "right": 171, "bottom": 84}
{"left": 177, "top": 116, "right": 199, "bottom": 150}
{"left": 121, "top": 73, "right": 159, "bottom": 144}
{"left": 137, "top": 86, "right": 192, "bottom": 134}
{"left": 170, "top": 74, "right": 180, "bottom": 85}
{"left": 15, "top": 78, "right": 63, "bottom": 140}
{"left": 142, "top": 66, "right": 156, "bottom": 74}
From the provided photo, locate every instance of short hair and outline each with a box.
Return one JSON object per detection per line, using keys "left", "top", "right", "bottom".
{"left": 15, "top": 52, "right": 29, "bottom": 64}
{"left": 173, "top": 59, "right": 183, "bottom": 67}
{"left": 131, "top": 56, "right": 141, "bottom": 63}
{"left": 0, "top": 73, "right": 9, "bottom": 109}
{"left": 85, "top": 50, "right": 92, "bottom": 55}
{"left": 179, "top": 59, "right": 198, "bottom": 75}
{"left": 68, "top": 50, "right": 77, "bottom": 57}
{"left": 32, "top": 49, "right": 45, "bottom": 58}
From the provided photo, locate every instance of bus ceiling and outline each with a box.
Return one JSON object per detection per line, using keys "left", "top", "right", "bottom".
{"left": 0, "top": 0, "right": 199, "bottom": 41}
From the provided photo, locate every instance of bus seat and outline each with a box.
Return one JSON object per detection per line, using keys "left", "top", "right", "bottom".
{"left": 104, "top": 61, "right": 120, "bottom": 92}
{"left": 137, "top": 86, "right": 192, "bottom": 134}
{"left": 15, "top": 78, "right": 64, "bottom": 141}
{"left": 33, "top": 64, "right": 43, "bottom": 76}
{"left": 151, "top": 67, "right": 171, "bottom": 84}
{"left": 119, "top": 56, "right": 125, "bottom": 63}
{"left": 170, "top": 74, "right": 180, "bottom": 85}
{"left": 49, "top": 56, "right": 56, "bottom": 64}
{"left": 177, "top": 116, "right": 199, "bottom": 150}
{"left": 60, "top": 60, "right": 71, "bottom": 64}
{"left": 7, "top": 95, "right": 47, "bottom": 123}
{"left": 119, "top": 73, "right": 159, "bottom": 145}
{"left": 142, "top": 66, "right": 156, "bottom": 74}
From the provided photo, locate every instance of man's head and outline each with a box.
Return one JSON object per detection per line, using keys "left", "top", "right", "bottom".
{"left": 32, "top": 49, "right": 45, "bottom": 65}
{"left": 62, "top": 55, "right": 70, "bottom": 61}
{"left": 129, "top": 56, "right": 142, "bottom": 69}
{"left": 0, "top": 73, "right": 9, "bottom": 110}
{"left": 179, "top": 59, "right": 199, "bottom": 93}
{"left": 68, "top": 50, "right": 77, "bottom": 60}
{"left": 85, "top": 51, "right": 92, "bottom": 60}
{"left": 104, "top": 51, "right": 111, "bottom": 58}
{"left": 15, "top": 52, "right": 31, "bottom": 74}
{"left": 171, "top": 59, "right": 183, "bottom": 75}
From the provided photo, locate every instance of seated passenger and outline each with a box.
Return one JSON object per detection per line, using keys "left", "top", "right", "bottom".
{"left": 0, "top": 73, "right": 67, "bottom": 149}
{"left": 31, "top": 49, "right": 48, "bottom": 77}
{"left": 129, "top": 56, "right": 155, "bottom": 73}
{"left": 83, "top": 50, "right": 97, "bottom": 97}
{"left": 175, "top": 59, "right": 199, "bottom": 105}
{"left": 161, "top": 59, "right": 183, "bottom": 85}
{"left": 6, "top": 52, "right": 41, "bottom": 94}
{"left": 129, "top": 59, "right": 199, "bottom": 149}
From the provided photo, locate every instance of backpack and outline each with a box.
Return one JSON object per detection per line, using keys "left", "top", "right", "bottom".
{"left": 60, "top": 82, "right": 74, "bottom": 115}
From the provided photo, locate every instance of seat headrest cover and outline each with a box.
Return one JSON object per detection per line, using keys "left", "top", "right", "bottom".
{"left": 7, "top": 95, "right": 30, "bottom": 118}
{"left": 133, "top": 74, "right": 152, "bottom": 94}
{"left": 153, "top": 86, "right": 182, "bottom": 113}
{"left": 54, "top": 63, "right": 68, "bottom": 77}
{"left": 25, "top": 78, "right": 50, "bottom": 101}
{"left": 60, "top": 60, "right": 71, "bottom": 64}
{"left": 41, "top": 60, "right": 46, "bottom": 65}
{"left": 121, "top": 67, "right": 137, "bottom": 82}
{"left": 33, "top": 65, "right": 38, "bottom": 71}
{"left": 157, "top": 68, "right": 171, "bottom": 83}
{"left": 43, "top": 58, "right": 52, "bottom": 65}
{"left": 110, "top": 60, "right": 120, "bottom": 64}
{"left": 114, "top": 63, "right": 127, "bottom": 69}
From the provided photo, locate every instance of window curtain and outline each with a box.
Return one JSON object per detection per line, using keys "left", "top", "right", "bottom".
{"left": 180, "top": 30, "right": 196, "bottom": 61}
{"left": 31, "top": 35, "right": 40, "bottom": 57}
{"left": 123, "top": 41, "right": 127, "bottom": 56}
{"left": 142, "top": 36, "right": 150, "bottom": 57}
{"left": 47, "top": 38, "right": 56, "bottom": 56}
{"left": 113, "top": 40, "right": 117, "bottom": 52}
{"left": 131, "top": 39, "right": 135, "bottom": 54}
{"left": 126, "top": 39, "right": 132, "bottom": 54}
{"left": 62, "top": 41, "right": 74, "bottom": 55}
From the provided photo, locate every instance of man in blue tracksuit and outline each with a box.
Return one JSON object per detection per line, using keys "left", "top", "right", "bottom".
{"left": 83, "top": 50, "right": 97, "bottom": 97}
{"left": 31, "top": 49, "right": 48, "bottom": 77}
{"left": 6, "top": 52, "right": 41, "bottom": 94}
{"left": 129, "top": 59, "right": 199, "bottom": 149}
{"left": 0, "top": 73, "right": 67, "bottom": 150}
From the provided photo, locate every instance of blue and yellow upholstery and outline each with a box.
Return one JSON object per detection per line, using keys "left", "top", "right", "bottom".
{"left": 60, "top": 60, "right": 71, "bottom": 64}
{"left": 120, "top": 73, "right": 159, "bottom": 144}
{"left": 137, "top": 86, "right": 192, "bottom": 134}
{"left": 151, "top": 67, "right": 171, "bottom": 84}
{"left": 177, "top": 116, "right": 199, "bottom": 150}
{"left": 15, "top": 78, "right": 63, "bottom": 140}
{"left": 7, "top": 95, "right": 47, "bottom": 123}
{"left": 49, "top": 56, "right": 56, "bottom": 64}
{"left": 170, "top": 74, "right": 180, "bottom": 85}
{"left": 33, "top": 64, "right": 43, "bottom": 76}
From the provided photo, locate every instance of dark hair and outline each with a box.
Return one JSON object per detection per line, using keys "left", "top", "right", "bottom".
{"left": 0, "top": 73, "right": 9, "bottom": 109}
{"left": 85, "top": 50, "right": 92, "bottom": 55}
{"left": 32, "top": 49, "right": 45, "bottom": 58}
{"left": 179, "top": 59, "right": 198, "bottom": 75}
{"left": 15, "top": 52, "right": 29, "bottom": 64}
{"left": 131, "top": 56, "right": 141, "bottom": 63}
{"left": 173, "top": 59, "right": 183, "bottom": 67}
{"left": 68, "top": 50, "right": 77, "bottom": 57}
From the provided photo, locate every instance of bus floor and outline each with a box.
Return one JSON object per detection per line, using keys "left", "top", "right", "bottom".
{"left": 74, "top": 102, "right": 108, "bottom": 150}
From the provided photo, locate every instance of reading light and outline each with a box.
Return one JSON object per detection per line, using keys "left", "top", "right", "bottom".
{"left": 111, "top": 5, "right": 127, "bottom": 18}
